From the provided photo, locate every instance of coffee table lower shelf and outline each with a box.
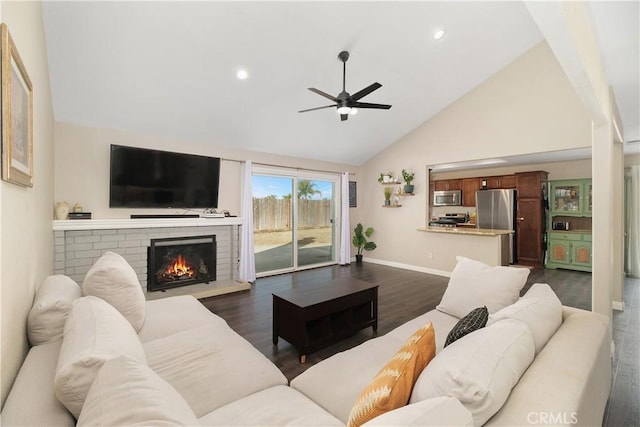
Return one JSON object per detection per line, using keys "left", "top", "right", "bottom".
{"left": 272, "top": 278, "right": 378, "bottom": 363}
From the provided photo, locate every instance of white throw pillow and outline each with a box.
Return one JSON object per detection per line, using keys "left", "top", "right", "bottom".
{"left": 27, "top": 275, "right": 82, "bottom": 345}
{"left": 363, "top": 396, "right": 473, "bottom": 426}
{"left": 489, "top": 283, "right": 563, "bottom": 355}
{"left": 410, "top": 318, "right": 535, "bottom": 426}
{"left": 78, "top": 355, "right": 199, "bottom": 426}
{"left": 436, "top": 256, "right": 529, "bottom": 318}
{"left": 83, "top": 251, "right": 146, "bottom": 331}
{"left": 54, "top": 296, "right": 147, "bottom": 419}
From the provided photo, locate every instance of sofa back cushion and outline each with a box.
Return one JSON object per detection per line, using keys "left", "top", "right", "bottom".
{"left": 54, "top": 296, "right": 147, "bottom": 418}
{"left": 27, "top": 275, "right": 82, "bottom": 346}
{"left": 410, "top": 319, "right": 535, "bottom": 426}
{"left": 436, "top": 256, "right": 529, "bottom": 318}
{"left": 83, "top": 251, "right": 146, "bottom": 331}
{"left": 488, "top": 283, "right": 563, "bottom": 355}
{"left": 78, "top": 355, "right": 199, "bottom": 426}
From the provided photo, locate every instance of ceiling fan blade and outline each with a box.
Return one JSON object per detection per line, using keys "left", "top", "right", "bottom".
{"left": 298, "top": 105, "right": 336, "bottom": 113}
{"left": 353, "top": 102, "right": 392, "bottom": 110}
{"left": 340, "top": 114, "right": 349, "bottom": 121}
{"left": 351, "top": 82, "right": 382, "bottom": 101}
{"left": 308, "top": 88, "right": 338, "bottom": 102}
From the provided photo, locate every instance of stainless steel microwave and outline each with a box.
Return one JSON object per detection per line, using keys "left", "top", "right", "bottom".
{"left": 433, "top": 190, "right": 462, "bottom": 206}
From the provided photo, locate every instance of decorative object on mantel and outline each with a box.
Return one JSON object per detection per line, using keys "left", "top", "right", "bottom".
{"left": 55, "top": 202, "right": 70, "bottom": 220}
{"left": 384, "top": 187, "right": 393, "bottom": 206}
{"left": 402, "top": 169, "right": 415, "bottom": 194}
{"left": 72, "top": 203, "right": 83, "bottom": 213}
{"left": 1, "top": 23, "right": 34, "bottom": 187}
{"left": 352, "top": 223, "right": 376, "bottom": 264}
{"left": 68, "top": 212, "right": 92, "bottom": 220}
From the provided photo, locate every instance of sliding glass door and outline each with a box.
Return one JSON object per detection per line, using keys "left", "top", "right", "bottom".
{"left": 253, "top": 168, "right": 338, "bottom": 276}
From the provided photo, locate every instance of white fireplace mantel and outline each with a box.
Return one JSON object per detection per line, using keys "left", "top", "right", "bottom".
{"left": 53, "top": 217, "right": 244, "bottom": 231}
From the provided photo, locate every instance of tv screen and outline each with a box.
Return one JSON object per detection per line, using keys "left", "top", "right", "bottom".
{"left": 109, "top": 145, "right": 220, "bottom": 209}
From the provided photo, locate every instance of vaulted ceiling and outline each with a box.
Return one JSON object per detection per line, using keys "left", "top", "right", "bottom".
{"left": 41, "top": 1, "right": 639, "bottom": 165}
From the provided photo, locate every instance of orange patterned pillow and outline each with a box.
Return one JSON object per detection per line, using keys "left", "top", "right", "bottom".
{"left": 347, "top": 322, "right": 436, "bottom": 427}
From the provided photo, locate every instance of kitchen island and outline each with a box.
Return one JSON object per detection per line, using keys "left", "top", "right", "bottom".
{"left": 417, "top": 226, "right": 513, "bottom": 268}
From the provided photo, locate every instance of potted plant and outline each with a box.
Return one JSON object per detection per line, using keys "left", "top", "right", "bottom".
{"left": 352, "top": 223, "right": 376, "bottom": 264}
{"left": 384, "top": 187, "right": 393, "bottom": 205}
{"left": 377, "top": 172, "right": 394, "bottom": 183}
{"left": 402, "top": 169, "right": 415, "bottom": 194}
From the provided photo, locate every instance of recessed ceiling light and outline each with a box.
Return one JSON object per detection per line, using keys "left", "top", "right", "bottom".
{"left": 433, "top": 29, "right": 446, "bottom": 40}
{"left": 236, "top": 69, "right": 249, "bottom": 80}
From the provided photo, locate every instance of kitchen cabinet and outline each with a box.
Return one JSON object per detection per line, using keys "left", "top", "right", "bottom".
{"left": 547, "top": 232, "right": 592, "bottom": 272}
{"left": 515, "top": 171, "right": 548, "bottom": 267}
{"left": 434, "top": 179, "right": 462, "bottom": 191}
{"left": 484, "top": 175, "right": 517, "bottom": 189}
{"left": 549, "top": 179, "right": 592, "bottom": 215}
{"left": 462, "top": 178, "right": 481, "bottom": 207}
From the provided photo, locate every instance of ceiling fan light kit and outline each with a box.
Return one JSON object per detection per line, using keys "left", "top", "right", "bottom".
{"left": 299, "top": 50, "right": 392, "bottom": 121}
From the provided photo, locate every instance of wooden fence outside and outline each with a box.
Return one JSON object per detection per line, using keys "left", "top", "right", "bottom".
{"left": 253, "top": 198, "right": 331, "bottom": 231}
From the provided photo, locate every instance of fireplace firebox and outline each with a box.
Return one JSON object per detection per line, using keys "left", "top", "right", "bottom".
{"left": 147, "top": 235, "right": 216, "bottom": 291}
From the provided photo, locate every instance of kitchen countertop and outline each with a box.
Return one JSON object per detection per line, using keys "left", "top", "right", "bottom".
{"left": 417, "top": 226, "right": 513, "bottom": 236}
{"left": 548, "top": 229, "right": 592, "bottom": 234}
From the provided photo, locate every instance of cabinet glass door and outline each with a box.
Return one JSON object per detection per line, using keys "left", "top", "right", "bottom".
{"left": 553, "top": 185, "right": 581, "bottom": 213}
{"left": 586, "top": 183, "right": 593, "bottom": 214}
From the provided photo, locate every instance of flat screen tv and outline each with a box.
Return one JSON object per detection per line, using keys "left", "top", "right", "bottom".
{"left": 109, "top": 144, "right": 220, "bottom": 209}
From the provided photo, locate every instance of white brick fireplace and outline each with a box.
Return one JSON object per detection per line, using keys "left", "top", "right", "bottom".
{"left": 53, "top": 217, "right": 246, "bottom": 298}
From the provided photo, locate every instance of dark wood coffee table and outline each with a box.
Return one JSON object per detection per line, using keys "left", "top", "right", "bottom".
{"left": 272, "top": 277, "right": 378, "bottom": 363}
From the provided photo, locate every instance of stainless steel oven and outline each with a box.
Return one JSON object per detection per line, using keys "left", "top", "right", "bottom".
{"left": 433, "top": 190, "right": 462, "bottom": 206}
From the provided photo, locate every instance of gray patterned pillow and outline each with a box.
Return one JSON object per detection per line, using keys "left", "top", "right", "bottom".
{"left": 444, "top": 306, "right": 488, "bottom": 347}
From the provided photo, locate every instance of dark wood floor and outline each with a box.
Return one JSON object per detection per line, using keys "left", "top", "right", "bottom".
{"left": 200, "top": 263, "right": 638, "bottom": 427}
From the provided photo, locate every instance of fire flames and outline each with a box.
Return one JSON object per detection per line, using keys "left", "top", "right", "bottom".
{"left": 158, "top": 254, "right": 195, "bottom": 282}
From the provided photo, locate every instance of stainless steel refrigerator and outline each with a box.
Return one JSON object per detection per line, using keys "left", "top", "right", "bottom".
{"left": 476, "top": 189, "right": 517, "bottom": 264}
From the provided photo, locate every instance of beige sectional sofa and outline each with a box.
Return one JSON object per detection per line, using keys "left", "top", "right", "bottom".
{"left": 2, "top": 254, "right": 611, "bottom": 426}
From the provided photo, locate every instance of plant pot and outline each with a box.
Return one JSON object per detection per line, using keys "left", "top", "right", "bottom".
{"left": 384, "top": 199, "right": 391, "bottom": 206}
{"left": 403, "top": 184, "right": 414, "bottom": 194}
{"left": 382, "top": 175, "right": 392, "bottom": 183}
{"left": 355, "top": 254, "right": 363, "bottom": 264}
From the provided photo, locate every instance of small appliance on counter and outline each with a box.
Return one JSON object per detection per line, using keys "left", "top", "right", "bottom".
{"left": 552, "top": 221, "right": 570, "bottom": 230}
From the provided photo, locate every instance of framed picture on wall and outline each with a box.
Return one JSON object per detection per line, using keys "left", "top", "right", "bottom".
{"left": 349, "top": 181, "right": 357, "bottom": 207}
{"left": 1, "top": 23, "right": 34, "bottom": 187}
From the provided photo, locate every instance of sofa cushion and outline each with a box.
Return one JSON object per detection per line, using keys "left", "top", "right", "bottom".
{"left": 436, "top": 256, "right": 529, "bottom": 318}
{"left": 386, "top": 309, "right": 460, "bottom": 354}
{"left": 488, "top": 283, "right": 562, "bottom": 354}
{"left": 137, "top": 295, "right": 229, "bottom": 343}
{"left": 54, "top": 296, "right": 147, "bottom": 418}
{"left": 347, "top": 322, "right": 436, "bottom": 427}
{"left": 410, "top": 318, "right": 535, "bottom": 426}
{"left": 1, "top": 341, "right": 75, "bottom": 427}
{"left": 143, "top": 323, "right": 287, "bottom": 417}
{"left": 83, "top": 251, "right": 146, "bottom": 331}
{"left": 198, "top": 385, "right": 343, "bottom": 426}
{"left": 78, "top": 355, "right": 200, "bottom": 427}
{"left": 444, "top": 306, "right": 488, "bottom": 347}
{"left": 363, "top": 396, "right": 474, "bottom": 426}
{"left": 27, "top": 275, "right": 82, "bottom": 346}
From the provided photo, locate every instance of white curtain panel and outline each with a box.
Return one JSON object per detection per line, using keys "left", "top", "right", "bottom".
{"left": 239, "top": 161, "right": 256, "bottom": 283}
{"left": 339, "top": 172, "right": 351, "bottom": 265}
{"left": 626, "top": 166, "right": 640, "bottom": 277}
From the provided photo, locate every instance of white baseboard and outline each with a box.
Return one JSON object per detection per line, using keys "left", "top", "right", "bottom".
{"left": 359, "top": 257, "right": 451, "bottom": 278}
{"left": 612, "top": 301, "right": 625, "bottom": 311}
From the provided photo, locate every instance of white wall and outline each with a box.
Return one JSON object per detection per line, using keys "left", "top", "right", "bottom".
{"left": 0, "top": 0, "right": 55, "bottom": 406}
{"left": 54, "top": 122, "right": 359, "bottom": 219}
{"left": 359, "top": 42, "right": 592, "bottom": 271}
